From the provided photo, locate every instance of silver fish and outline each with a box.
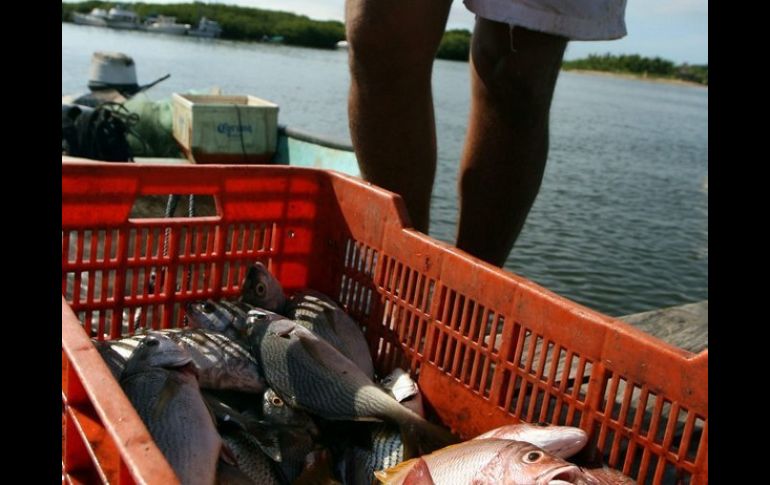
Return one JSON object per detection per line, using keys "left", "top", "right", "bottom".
{"left": 262, "top": 387, "right": 318, "bottom": 432}
{"left": 220, "top": 428, "right": 285, "bottom": 485}
{"left": 256, "top": 387, "right": 321, "bottom": 482}
{"left": 185, "top": 299, "right": 255, "bottom": 341}
{"left": 201, "top": 390, "right": 283, "bottom": 462}
{"left": 203, "top": 388, "right": 319, "bottom": 483}
{"left": 239, "top": 261, "right": 286, "bottom": 312}
{"left": 241, "top": 262, "right": 375, "bottom": 378}
{"left": 97, "top": 327, "right": 266, "bottom": 393}
{"left": 287, "top": 290, "right": 375, "bottom": 379}
{"left": 351, "top": 424, "right": 405, "bottom": 485}
{"left": 120, "top": 332, "right": 221, "bottom": 485}
{"left": 380, "top": 368, "right": 424, "bottom": 418}
{"left": 473, "top": 422, "right": 588, "bottom": 459}
{"left": 247, "top": 317, "right": 456, "bottom": 457}
{"left": 347, "top": 369, "right": 426, "bottom": 484}
{"left": 376, "top": 439, "right": 588, "bottom": 485}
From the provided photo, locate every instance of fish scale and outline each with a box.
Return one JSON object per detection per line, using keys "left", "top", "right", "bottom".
{"left": 220, "top": 429, "right": 284, "bottom": 484}
{"left": 249, "top": 318, "right": 456, "bottom": 457}
{"left": 120, "top": 335, "right": 221, "bottom": 485}
{"left": 288, "top": 297, "right": 347, "bottom": 353}
{"left": 349, "top": 423, "right": 404, "bottom": 484}
{"left": 96, "top": 328, "right": 265, "bottom": 393}
{"left": 260, "top": 325, "right": 397, "bottom": 419}
{"left": 371, "top": 424, "right": 404, "bottom": 470}
{"left": 239, "top": 263, "right": 375, "bottom": 378}
{"left": 286, "top": 291, "right": 375, "bottom": 378}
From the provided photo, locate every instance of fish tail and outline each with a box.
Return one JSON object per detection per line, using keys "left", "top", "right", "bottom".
{"left": 398, "top": 414, "right": 458, "bottom": 459}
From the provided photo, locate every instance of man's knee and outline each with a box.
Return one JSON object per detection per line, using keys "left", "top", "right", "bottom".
{"left": 346, "top": 0, "right": 450, "bottom": 86}
{"left": 471, "top": 20, "right": 567, "bottom": 125}
{"left": 347, "top": 31, "right": 437, "bottom": 88}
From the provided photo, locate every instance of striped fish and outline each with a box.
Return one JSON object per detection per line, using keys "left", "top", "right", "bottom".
{"left": 240, "top": 262, "right": 375, "bottom": 378}
{"left": 186, "top": 299, "right": 279, "bottom": 343}
{"left": 94, "top": 327, "right": 266, "bottom": 393}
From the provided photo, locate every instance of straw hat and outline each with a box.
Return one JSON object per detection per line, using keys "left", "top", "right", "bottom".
{"left": 87, "top": 51, "right": 141, "bottom": 94}
{"left": 87, "top": 51, "right": 169, "bottom": 96}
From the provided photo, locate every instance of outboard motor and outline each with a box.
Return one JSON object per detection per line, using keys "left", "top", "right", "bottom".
{"left": 62, "top": 103, "right": 134, "bottom": 162}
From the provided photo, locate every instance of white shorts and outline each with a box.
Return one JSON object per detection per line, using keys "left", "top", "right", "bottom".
{"left": 463, "top": 0, "right": 628, "bottom": 41}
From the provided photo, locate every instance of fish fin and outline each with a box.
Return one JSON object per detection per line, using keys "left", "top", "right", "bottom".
{"left": 219, "top": 442, "right": 238, "bottom": 466}
{"left": 238, "top": 265, "right": 259, "bottom": 303}
{"left": 201, "top": 391, "right": 248, "bottom": 431}
{"left": 401, "top": 458, "right": 434, "bottom": 485}
{"left": 295, "top": 325, "right": 362, "bottom": 377}
{"left": 399, "top": 417, "right": 458, "bottom": 458}
{"left": 399, "top": 423, "right": 418, "bottom": 461}
{"left": 201, "top": 392, "right": 282, "bottom": 464}
{"left": 374, "top": 458, "right": 419, "bottom": 484}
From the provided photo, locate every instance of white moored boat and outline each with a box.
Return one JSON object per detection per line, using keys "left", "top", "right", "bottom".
{"left": 144, "top": 15, "right": 190, "bottom": 36}
{"left": 72, "top": 8, "right": 109, "bottom": 27}
{"left": 188, "top": 17, "right": 223, "bottom": 38}
{"left": 106, "top": 6, "right": 141, "bottom": 30}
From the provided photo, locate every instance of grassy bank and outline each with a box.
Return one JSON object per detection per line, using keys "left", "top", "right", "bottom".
{"left": 562, "top": 54, "right": 707, "bottom": 86}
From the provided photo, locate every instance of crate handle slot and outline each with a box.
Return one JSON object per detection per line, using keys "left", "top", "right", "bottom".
{"left": 128, "top": 193, "right": 222, "bottom": 221}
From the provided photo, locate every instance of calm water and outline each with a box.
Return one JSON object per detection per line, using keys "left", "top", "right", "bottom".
{"left": 62, "top": 23, "right": 708, "bottom": 317}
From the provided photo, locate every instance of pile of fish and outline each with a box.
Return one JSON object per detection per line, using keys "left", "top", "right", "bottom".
{"left": 93, "top": 262, "right": 635, "bottom": 484}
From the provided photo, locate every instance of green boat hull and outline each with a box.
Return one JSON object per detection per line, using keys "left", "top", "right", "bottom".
{"left": 273, "top": 125, "right": 360, "bottom": 177}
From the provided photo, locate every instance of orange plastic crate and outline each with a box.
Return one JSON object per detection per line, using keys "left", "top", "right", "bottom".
{"left": 61, "top": 162, "right": 707, "bottom": 484}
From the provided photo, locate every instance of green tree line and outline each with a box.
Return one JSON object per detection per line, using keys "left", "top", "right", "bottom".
{"left": 562, "top": 54, "right": 707, "bottom": 85}
{"left": 63, "top": 1, "right": 477, "bottom": 58}
{"left": 62, "top": 1, "right": 346, "bottom": 48}
{"left": 63, "top": 1, "right": 475, "bottom": 58}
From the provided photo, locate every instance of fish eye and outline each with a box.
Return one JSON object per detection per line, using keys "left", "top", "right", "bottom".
{"left": 271, "top": 396, "right": 284, "bottom": 407}
{"left": 524, "top": 451, "right": 543, "bottom": 463}
{"left": 248, "top": 309, "right": 268, "bottom": 320}
{"left": 203, "top": 302, "right": 216, "bottom": 313}
{"left": 256, "top": 282, "right": 267, "bottom": 296}
{"left": 146, "top": 338, "right": 160, "bottom": 347}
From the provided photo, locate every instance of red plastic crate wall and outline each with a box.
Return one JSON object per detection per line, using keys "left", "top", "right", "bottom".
{"left": 62, "top": 163, "right": 707, "bottom": 485}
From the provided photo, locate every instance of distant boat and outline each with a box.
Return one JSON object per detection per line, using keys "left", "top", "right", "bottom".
{"left": 144, "top": 15, "right": 190, "bottom": 36}
{"left": 336, "top": 40, "right": 348, "bottom": 50}
{"left": 72, "top": 8, "right": 109, "bottom": 27}
{"left": 188, "top": 17, "right": 223, "bottom": 38}
{"left": 105, "top": 6, "right": 141, "bottom": 30}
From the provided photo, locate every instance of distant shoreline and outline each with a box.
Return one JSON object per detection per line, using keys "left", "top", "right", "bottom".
{"left": 562, "top": 68, "right": 707, "bottom": 89}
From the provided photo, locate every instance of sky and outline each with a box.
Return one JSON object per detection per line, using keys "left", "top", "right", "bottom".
{"left": 75, "top": 0, "right": 708, "bottom": 64}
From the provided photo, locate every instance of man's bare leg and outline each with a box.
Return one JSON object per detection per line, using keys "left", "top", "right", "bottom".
{"left": 456, "top": 19, "right": 567, "bottom": 266}
{"left": 346, "top": 0, "right": 452, "bottom": 233}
